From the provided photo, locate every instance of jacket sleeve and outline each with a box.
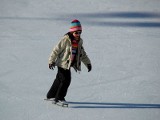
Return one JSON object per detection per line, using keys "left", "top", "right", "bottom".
{"left": 48, "top": 37, "right": 66, "bottom": 64}
{"left": 81, "top": 46, "right": 91, "bottom": 67}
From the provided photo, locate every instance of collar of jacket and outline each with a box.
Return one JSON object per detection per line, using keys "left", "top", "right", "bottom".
{"left": 65, "top": 34, "right": 83, "bottom": 45}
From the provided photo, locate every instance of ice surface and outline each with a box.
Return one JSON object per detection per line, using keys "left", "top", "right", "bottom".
{"left": 0, "top": 0, "right": 160, "bottom": 120}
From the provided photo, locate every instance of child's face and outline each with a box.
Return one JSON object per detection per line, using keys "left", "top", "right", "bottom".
{"left": 73, "top": 31, "right": 82, "bottom": 40}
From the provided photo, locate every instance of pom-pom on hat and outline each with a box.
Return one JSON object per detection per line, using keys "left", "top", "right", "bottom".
{"left": 69, "top": 19, "right": 82, "bottom": 32}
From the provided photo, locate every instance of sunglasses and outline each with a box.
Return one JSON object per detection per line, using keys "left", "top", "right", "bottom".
{"left": 74, "top": 31, "right": 82, "bottom": 35}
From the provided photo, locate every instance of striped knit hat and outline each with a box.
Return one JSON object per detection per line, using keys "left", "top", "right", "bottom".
{"left": 69, "top": 19, "right": 82, "bottom": 32}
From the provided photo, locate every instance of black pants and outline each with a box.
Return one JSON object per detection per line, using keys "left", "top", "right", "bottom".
{"left": 47, "top": 67, "right": 71, "bottom": 100}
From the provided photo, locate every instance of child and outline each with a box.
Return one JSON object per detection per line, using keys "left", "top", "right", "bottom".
{"left": 46, "top": 19, "right": 92, "bottom": 103}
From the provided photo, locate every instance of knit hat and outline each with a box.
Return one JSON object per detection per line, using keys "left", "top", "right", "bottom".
{"left": 69, "top": 19, "right": 82, "bottom": 32}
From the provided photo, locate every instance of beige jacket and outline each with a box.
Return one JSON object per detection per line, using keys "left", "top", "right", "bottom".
{"left": 49, "top": 35, "right": 91, "bottom": 71}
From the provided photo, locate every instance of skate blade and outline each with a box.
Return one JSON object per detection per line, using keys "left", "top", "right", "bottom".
{"left": 44, "top": 98, "right": 55, "bottom": 101}
{"left": 55, "top": 102, "right": 68, "bottom": 107}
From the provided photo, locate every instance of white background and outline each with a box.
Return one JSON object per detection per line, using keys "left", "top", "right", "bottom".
{"left": 0, "top": 0, "right": 160, "bottom": 120}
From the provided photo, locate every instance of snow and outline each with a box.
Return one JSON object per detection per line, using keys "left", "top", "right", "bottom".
{"left": 0, "top": 0, "right": 160, "bottom": 120}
